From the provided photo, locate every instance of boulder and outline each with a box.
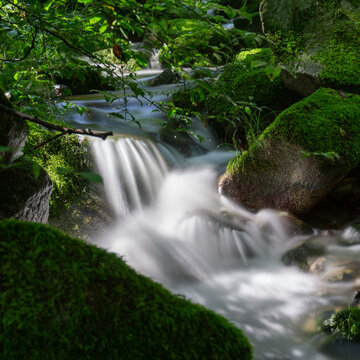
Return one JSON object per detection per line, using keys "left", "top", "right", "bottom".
{"left": 259, "top": 0, "right": 360, "bottom": 95}
{"left": 147, "top": 68, "right": 176, "bottom": 87}
{"left": 0, "top": 219, "right": 253, "bottom": 360}
{"left": 0, "top": 89, "right": 29, "bottom": 164}
{"left": 0, "top": 158, "right": 52, "bottom": 223}
{"left": 219, "top": 88, "right": 360, "bottom": 215}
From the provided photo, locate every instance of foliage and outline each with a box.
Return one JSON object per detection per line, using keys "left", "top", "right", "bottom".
{"left": 24, "top": 122, "right": 93, "bottom": 216}
{"left": 323, "top": 307, "right": 360, "bottom": 342}
{"left": 0, "top": 219, "right": 253, "bottom": 360}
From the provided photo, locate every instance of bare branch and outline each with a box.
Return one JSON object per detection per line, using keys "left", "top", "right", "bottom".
{"left": 0, "top": 104, "right": 113, "bottom": 140}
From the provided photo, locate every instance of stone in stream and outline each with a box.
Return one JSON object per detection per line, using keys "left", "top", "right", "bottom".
{"left": 147, "top": 68, "right": 177, "bottom": 87}
{"left": 259, "top": 0, "right": 360, "bottom": 96}
{"left": 219, "top": 88, "right": 360, "bottom": 216}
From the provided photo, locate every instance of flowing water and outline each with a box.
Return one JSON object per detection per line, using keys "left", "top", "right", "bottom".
{"left": 63, "top": 72, "right": 360, "bottom": 359}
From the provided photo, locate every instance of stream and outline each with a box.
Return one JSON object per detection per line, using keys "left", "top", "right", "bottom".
{"left": 62, "top": 70, "right": 360, "bottom": 360}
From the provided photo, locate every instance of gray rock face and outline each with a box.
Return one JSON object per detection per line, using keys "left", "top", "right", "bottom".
{"left": 0, "top": 90, "right": 29, "bottom": 164}
{"left": 0, "top": 160, "right": 53, "bottom": 223}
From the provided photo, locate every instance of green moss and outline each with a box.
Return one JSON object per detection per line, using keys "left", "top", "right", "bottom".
{"left": 208, "top": 63, "right": 295, "bottom": 114}
{"left": 323, "top": 307, "right": 360, "bottom": 342}
{"left": 235, "top": 48, "right": 273, "bottom": 66}
{"left": 261, "top": 88, "right": 360, "bottom": 168}
{"left": 0, "top": 219, "right": 253, "bottom": 360}
{"left": 267, "top": 30, "right": 304, "bottom": 64}
{"left": 315, "top": 41, "right": 360, "bottom": 92}
{"left": 24, "top": 122, "right": 92, "bottom": 216}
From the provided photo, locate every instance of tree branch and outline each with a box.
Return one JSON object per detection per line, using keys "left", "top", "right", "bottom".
{"left": 0, "top": 104, "right": 113, "bottom": 140}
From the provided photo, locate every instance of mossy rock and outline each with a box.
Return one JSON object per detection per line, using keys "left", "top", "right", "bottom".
{"left": 204, "top": 58, "right": 299, "bottom": 145}
{"left": 0, "top": 158, "right": 52, "bottom": 222}
{"left": 220, "top": 88, "right": 360, "bottom": 215}
{"left": 260, "top": 0, "right": 360, "bottom": 95}
{"left": 0, "top": 219, "right": 253, "bottom": 360}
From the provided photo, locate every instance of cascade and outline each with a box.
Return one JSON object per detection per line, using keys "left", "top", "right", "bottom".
{"left": 90, "top": 137, "right": 169, "bottom": 216}
{"left": 64, "top": 83, "right": 360, "bottom": 360}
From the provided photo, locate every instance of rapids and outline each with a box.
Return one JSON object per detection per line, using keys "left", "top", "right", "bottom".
{"left": 62, "top": 71, "right": 360, "bottom": 360}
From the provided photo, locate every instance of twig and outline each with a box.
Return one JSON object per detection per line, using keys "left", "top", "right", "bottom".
{"left": 0, "top": 104, "right": 113, "bottom": 140}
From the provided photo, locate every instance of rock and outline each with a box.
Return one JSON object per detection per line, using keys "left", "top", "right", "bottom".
{"left": 322, "top": 267, "right": 355, "bottom": 283}
{"left": 0, "top": 159, "right": 52, "bottom": 223}
{"left": 0, "top": 219, "right": 253, "bottom": 360}
{"left": 147, "top": 68, "right": 176, "bottom": 87}
{"left": 309, "top": 257, "right": 327, "bottom": 274}
{"left": 219, "top": 88, "right": 360, "bottom": 216}
{"left": 350, "top": 290, "right": 360, "bottom": 307}
{"left": 281, "top": 239, "right": 325, "bottom": 270}
{"left": 0, "top": 89, "right": 29, "bottom": 164}
{"left": 260, "top": 0, "right": 360, "bottom": 95}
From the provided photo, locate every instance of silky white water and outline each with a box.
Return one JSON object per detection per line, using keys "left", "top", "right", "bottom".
{"left": 64, "top": 76, "right": 360, "bottom": 360}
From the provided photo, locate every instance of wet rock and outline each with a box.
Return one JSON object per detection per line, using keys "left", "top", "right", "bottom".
{"left": 219, "top": 88, "right": 360, "bottom": 216}
{"left": 147, "top": 68, "right": 176, "bottom": 87}
{"left": 350, "top": 290, "right": 360, "bottom": 307}
{"left": 322, "top": 267, "right": 355, "bottom": 283}
{"left": 0, "top": 89, "right": 28, "bottom": 164}
{"left": 0, "top": 159, "right": 52, "bottom": 223}
{"left": 309, "top": 257, "right": 327, "bottom": 274}
{"left": 281, "top": 239, "right": 325, "bottom": 270}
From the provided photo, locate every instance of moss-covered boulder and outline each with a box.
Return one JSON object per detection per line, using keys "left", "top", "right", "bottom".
{"left": 0, "top": 158, "right": 52, "bottom": 223}
{"left": 260, "top": 0, "right": 360, "bottom": 95}
{"left": 203, "top": 51, "right": 299, "bottom": 145}
{"left": 0, "top": 89, "right": 28, "bottom": 164}
{"left": 219, "top": 88, "right": 360, "bottom": 215}
{"left": 0, "top": 219, "right": 253, "bottom": 360}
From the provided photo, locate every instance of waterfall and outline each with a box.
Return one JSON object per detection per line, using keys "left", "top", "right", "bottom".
{"left": 147, "top": 49, "right": 162, "bottom": 70}
{"left": 90, "top": 137, "right": 169, "bottom": 217}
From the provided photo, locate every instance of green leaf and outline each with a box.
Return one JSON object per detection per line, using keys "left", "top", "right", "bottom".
{"left": 44, "top": 0, "right": 55, "bottom": 11}
{"left": 265, "top": 64, "right": 282, "bottom": 81}
{"left": 89, "top": 16, "right": 102, "bottom": 25}
{"left": 99, "top": 22, "right": 108, "bottom": 34}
